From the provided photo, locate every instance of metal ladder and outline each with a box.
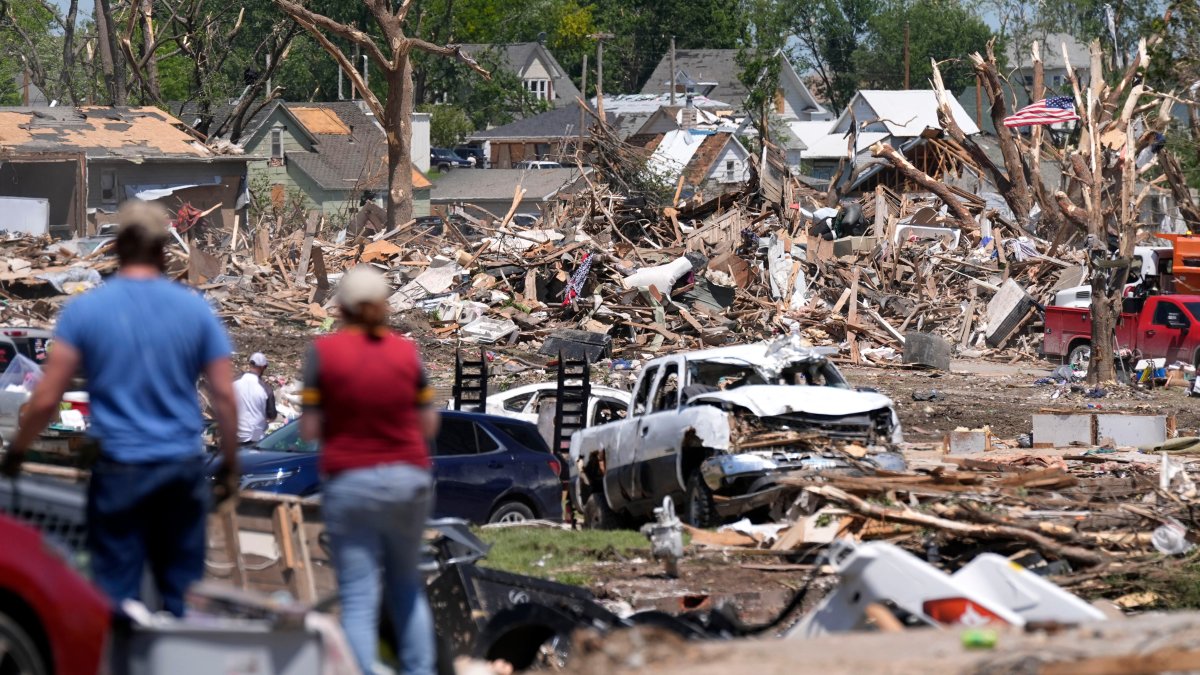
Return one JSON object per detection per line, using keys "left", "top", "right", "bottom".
{"left": 553, "top": 353, "right": 590, "bottom": 525}
{"left": 452, "top": 347, "right": 489, "bottom": 412}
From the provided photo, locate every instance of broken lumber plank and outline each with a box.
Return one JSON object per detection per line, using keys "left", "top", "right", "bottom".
{"left": 295, "top": 212, "right": 319, "bottom": 287}
{"left": 807, "top": 485, "right": 1105, "bottom": 567}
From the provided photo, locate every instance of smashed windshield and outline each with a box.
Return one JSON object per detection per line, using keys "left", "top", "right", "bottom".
{"left": 686, "top": 357, "right": 849, "bottom": 391}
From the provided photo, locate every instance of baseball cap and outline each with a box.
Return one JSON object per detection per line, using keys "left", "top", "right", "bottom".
{"left": 337, "top": 265, "right": 391, "bottom": 309}
{"left": 115, "top": 200, "right": 171, "bottom": 242}
{"left": 249, "top": 352, "right": 268, "bottom": 367}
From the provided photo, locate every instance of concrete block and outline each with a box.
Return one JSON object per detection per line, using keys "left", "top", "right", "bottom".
{"left": 1096, "top": 414, "right": 1167, "bottom": 447}
{"left": 947, "top": 429, "right": 991, "bottom": 454}
{"left": 1032, "top": 413, "right": 1092, "bottom": 448}
{"left": 903, "top": 332, "right": 952, "bottom": 370}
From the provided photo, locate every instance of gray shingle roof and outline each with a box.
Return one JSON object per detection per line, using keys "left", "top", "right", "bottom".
{"left": 431, "top": 167, "right": 591, "bottom": 203}
{"left": 282, "top": 102, "right": 392, "bottom": 191}
{"left": 459, "top": 43, "right": 581, "bottom": 107}
{"left": 468, "top": 101, "right": 615, "bottom": 141}
{"left": 172, "top": 99, "right": 281, "bottom": 143}
{"left": 639, "top": 49, "right": 748, "bottom": 105}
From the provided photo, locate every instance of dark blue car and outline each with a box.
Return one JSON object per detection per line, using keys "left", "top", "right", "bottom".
{"left": 221, "top": 411, "right": 563, "bottom": 524}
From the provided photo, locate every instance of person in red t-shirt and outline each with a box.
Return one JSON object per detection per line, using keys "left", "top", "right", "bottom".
{"left": 301, "top": 265, "right": 439, "bottom": 675}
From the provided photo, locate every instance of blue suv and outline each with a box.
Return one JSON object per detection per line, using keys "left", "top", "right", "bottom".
{"left": 217, "top": 411, "right": 563, "bottom": 524}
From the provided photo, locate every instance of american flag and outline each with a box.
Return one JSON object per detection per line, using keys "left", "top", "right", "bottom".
{"left": 1002, "top": 96, "right": 1079, "bottom": 128}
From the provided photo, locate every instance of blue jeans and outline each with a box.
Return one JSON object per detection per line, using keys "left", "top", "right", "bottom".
{"left": 323, "top": 463, "right": 435, "bottom": 675}
{"left": 86, "top": 455, "right": 210, "bottom": 617}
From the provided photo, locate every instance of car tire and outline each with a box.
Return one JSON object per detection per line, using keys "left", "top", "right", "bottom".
{"left": 685, "top": 471, "right": 719, "bottom": 529}
{"left": 0, "top": 611, "right": 49, "bottom": 675}
{"left": 583, "top": 491, "right": 621, "bottom": 530}
{"left": 1068, "top": 343, "right": 1092, "bottom": 371}
{"left": 489, "top": 501, "right": 535, "bottom": 524}
{"left": 438, "top": 163, "right": 451, "bottom": 172}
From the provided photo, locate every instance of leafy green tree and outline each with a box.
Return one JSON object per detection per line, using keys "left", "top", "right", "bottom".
{"left": 418, "top": 103, "right": 475, "bottom": 147}
{"left": 738, "top": 0, "right": 788, "bottom": 147}
{"left": 853, "top": 0, "right": 999, "bottom": 93}
{"left": 789, "top": 0, "right": 878, "bottom": 110}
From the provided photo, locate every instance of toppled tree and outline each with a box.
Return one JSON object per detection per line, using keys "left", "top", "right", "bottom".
{"left": 272, "top": 0, "right": 490, "bottom": 226}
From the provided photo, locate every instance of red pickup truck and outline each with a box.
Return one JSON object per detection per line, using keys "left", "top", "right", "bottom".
{"left": 1044, "top": 295, "right": 1200, "bottom": 368}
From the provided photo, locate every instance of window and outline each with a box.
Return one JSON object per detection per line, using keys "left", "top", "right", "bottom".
{"left": 651, "top": 364, "right": 680, "bottom": 412}
{"left": 271, "top": 128, "right": 284, "bottom": 159}
{"left": 258, "top": 422, "right": 318, "bottom": 453}
{"left": 433, "top": 418, "right": 499, "bottom": 456}
{"left": 502, "top": 392, "right": 536, "bottom": 413}
{"left": 493, "top": 421, "right": 550, "bottom": 454}
{"left": 725, "top": 160, "right": 735, "bottom": 181}
{"left": 1153, "top": 302, "right": 1188, "bottom": 327}
{"left": 99, "top": 168, "right": 117, "bottom": 204}
{"left": 1024, "top": 75, "right": 1034, "bottom": 86}
{"left": 632, "top": 366, "right": 657, "bottom": 415}
{"left": 1052, "top": 75, "right": 1064, "bottom": 87}
{"left": 524, "top": 79, "right": 550, "bottom": 100}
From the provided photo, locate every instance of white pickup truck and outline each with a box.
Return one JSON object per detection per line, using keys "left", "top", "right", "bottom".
{"left": 569, "top": 337, "right": 903, "bottom": 528}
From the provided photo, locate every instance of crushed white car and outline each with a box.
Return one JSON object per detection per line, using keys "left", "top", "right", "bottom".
{"left": 569, "top": 335, "right": 904, "bottom": 528}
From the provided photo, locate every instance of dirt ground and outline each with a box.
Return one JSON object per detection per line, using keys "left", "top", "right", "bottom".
{"left": 228, "top": 326, "right": 1199, "bottom": 627}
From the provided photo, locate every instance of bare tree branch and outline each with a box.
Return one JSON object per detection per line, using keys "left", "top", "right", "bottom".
{"left": 274, "top": 0, "right": 390, "bottom": 71}
{"left": 408, "top": 39, "right": 491, "bottom": 79}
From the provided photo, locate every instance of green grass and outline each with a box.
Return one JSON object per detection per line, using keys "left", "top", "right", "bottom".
{"left": 474, "top": 526, "right": 651, "bottom": 587}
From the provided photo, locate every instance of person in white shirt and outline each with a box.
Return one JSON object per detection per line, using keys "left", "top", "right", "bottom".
{"left": 233, "top": 352, "right": 277, "bottom": 444}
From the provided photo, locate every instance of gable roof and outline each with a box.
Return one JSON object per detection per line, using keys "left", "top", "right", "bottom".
{"left": 280, "top": 102, "right": 429, "bottom": 192}
{"left": 0, "top": 106, "right": 225, "bottom": 160}
{"left": 834, "top": 90, "right": 980, "bottom": 138}
{"left": 682, "top": 133, "right": 738, "bottom": 184}
{"left": 459, "top": 43, "right": 581, "bottom": 106}
{"left": 431, "top": 167, "right": 591, "bottom": 203}
{"left": 640, "top": 49, "right": 747, "bottom": 103}
{"left": 468, "top": 101, "right": 615, "bottom": 141}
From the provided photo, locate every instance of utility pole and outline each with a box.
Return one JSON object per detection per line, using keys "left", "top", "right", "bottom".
{"left": 590, "top": 32, "right": 613, "bottom": 121}
{"left": 903, "top": 22, "right": 911, "bottom": 89}
{"left": 669, "top": 36, "right": 676, "bottom": 106}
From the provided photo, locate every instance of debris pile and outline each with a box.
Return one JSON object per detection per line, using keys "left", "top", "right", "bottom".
{"left": 685, "top": 445, "right": 1200, "bottom": 601}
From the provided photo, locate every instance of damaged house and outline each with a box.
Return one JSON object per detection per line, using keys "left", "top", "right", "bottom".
{"left": 0, "top": 106, "right": 247, "bottom": 237}
{"left": 194, "top": 100, "right": 432, "bottom": 220}
{"left": 640, "top": 49, "right": 832, "bottom": 168}
{"left": 797, "top": 90, "right": 981, "bottom": 193}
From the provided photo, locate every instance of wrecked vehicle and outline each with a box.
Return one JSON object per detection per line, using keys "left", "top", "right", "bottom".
{"left": 569, "top": 336, "right": 903, "bottom": 528}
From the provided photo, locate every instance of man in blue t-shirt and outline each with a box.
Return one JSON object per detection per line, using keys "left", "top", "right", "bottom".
{"left": 0, "top": 200, "right": 241, "bottom": 617}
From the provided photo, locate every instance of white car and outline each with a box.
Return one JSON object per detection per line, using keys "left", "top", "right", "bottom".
{"left": 467, "top": 382, "right": 630, "bottom": 428}
{"left": 514, "top": 160, "right": 563, "bottom": 169}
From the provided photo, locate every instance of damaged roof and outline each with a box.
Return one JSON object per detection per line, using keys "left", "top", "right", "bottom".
{"left": 173, "top": 100, "right": 282, "bottom": 144}
{"left": 431, "top": 168, "right": 591, "bottom": 204}
{"left": 281, "top": 102, "right": 430, "bottom": 192}
{"left": 0, "top": 106, "right": 221, "bottom": 160}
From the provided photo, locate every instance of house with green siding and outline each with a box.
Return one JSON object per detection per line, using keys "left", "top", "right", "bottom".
{"left": 181, "top": 100, "right": 430, "bottom": 223}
